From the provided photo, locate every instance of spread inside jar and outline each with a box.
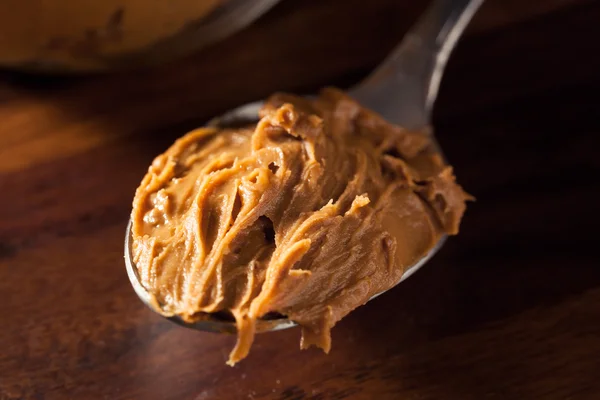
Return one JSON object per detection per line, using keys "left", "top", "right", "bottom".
{"left": 130, "top": 88, "right": 471, "bottom": 365}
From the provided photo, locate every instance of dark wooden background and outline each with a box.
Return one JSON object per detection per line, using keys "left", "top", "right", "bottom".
{"left": 1, "top": 0, "right": 599, "bottom": 399}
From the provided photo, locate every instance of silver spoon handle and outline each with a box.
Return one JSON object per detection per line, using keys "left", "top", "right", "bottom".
{"left": 350, "top": 0, "right": 485, "bottom": 129}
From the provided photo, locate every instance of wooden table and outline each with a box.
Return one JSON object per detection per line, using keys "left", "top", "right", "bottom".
{"left": 1, "top": 1, "right": 599, "bottom": 399}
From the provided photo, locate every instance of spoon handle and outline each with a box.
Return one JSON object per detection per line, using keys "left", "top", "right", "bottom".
{"left": 350, "top": 0, "right": 485, "bottom": 129}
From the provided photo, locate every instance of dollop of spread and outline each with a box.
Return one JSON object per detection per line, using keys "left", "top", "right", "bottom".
{"left": 131, "top": 88, "right": 471, "bottom": 365}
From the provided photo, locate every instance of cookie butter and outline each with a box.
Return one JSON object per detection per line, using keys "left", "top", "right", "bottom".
{"left": 130, "top": 88, "right": 471, "bottom": 365}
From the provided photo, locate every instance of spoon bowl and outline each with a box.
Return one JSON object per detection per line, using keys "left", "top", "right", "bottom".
{"left": 125, "top": 0, "right": 483, "bottom": 333}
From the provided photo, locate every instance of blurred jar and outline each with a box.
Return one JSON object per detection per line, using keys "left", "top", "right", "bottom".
{"left": 0, "top": 0, "right": 279, "bottom": 73}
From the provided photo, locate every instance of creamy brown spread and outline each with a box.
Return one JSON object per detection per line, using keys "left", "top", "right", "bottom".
{"left": 131, "top": 88, "right": 471, "bottom": 365}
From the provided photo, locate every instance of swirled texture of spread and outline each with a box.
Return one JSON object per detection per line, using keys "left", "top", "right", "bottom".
{"left": 131, "top": 88, "right": 471, "bottom": 365}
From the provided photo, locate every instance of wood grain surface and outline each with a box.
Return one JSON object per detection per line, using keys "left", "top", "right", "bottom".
{"left": 1, "top": 0, "right": 600, "bottom": 399}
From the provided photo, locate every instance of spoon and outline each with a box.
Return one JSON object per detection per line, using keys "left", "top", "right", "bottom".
{"left": 125, "top": 0, "right": 484, "bottom": 334}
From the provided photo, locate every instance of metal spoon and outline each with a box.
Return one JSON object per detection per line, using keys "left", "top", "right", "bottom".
{"left": 125, "top": 0, "right": 484, "bottom": 334}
